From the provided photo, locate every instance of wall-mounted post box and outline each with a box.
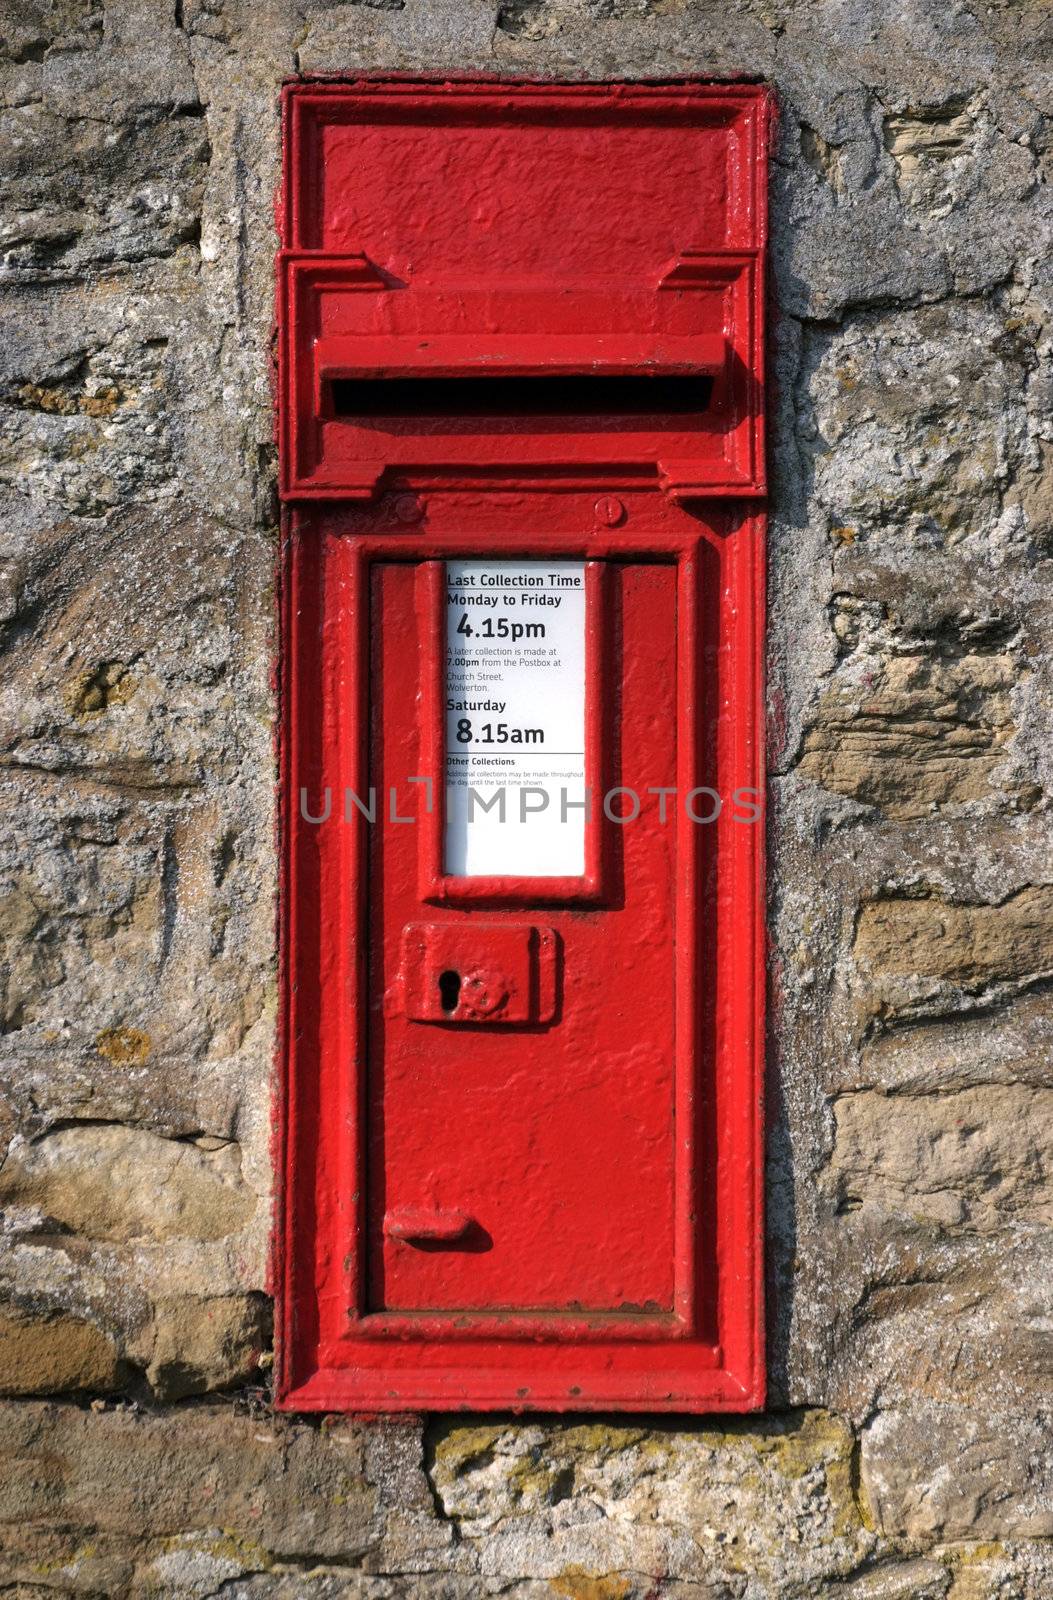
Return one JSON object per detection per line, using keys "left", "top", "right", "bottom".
{"left": 276, "top": 79, "right": 769, "bottom": 1412}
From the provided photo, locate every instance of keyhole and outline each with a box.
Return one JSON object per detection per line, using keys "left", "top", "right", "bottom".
{"left": 438, "top": 970, "right": 461, "bottom": 1013}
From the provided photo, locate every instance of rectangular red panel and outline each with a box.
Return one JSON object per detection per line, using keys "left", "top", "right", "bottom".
{"left": 279, "top": 81, "right": 767, "bottom": 501}
{"left": 370, "top": 560, "right": 679, "bottom": 1323}
{"left": 275, "top": 79, "right": 769, "bottom": 1413}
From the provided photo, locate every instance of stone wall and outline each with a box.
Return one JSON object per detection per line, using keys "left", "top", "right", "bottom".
{"left": 0, "top": 0, "right": 1050, "bottom": 1595}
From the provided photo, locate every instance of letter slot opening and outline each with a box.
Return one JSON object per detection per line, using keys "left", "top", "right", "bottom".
{"left": 328, "top": 374, "right": 715, "bottom": 427}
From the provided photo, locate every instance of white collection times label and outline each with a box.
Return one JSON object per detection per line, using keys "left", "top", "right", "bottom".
{"left": 444, "top": 560, "right": 587, "bottom": 878}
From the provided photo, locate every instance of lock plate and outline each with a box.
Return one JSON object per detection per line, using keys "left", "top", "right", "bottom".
{"left": 401, "top": 922, "right": 557, "bottom": 1024}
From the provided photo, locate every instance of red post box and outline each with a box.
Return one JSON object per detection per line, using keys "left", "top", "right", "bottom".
{"left": 276, "top": 79, "right": 770, "bottom": 1412}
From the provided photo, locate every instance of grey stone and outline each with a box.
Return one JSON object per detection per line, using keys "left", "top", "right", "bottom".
{"left": 861, "top": 1404, "right": 1053, "bottom": 1540}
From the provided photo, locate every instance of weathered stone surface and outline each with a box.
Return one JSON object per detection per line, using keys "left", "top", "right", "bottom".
{"left": 0, "top": 1403, "right": 382, "bottom": 1555}
{"left": 799, "top": 301, "right": 1033, "bottom": 545}
{"left": 195, "top": 1580, "right": 614, "bottom": 1599}
{"left": 428, "top": 1411, "right": 873, "bottom": 1590}
{"left": 0, "top": 1124, "right": 255, "bottom": 1244}
{"left": 819, "top": 1209, "right": 1053, "bottom": 1419}
{"left": 849, "top": 887, "right": 1053, "bottom": 1040}
{"left": 142, "top": 1292, "right": 270, "bottom": 1400}
{"left": 861, "top": 1405, "right": 1053, "bottom": 1541}
{"left": 0, "top": 1306, "right": 121, "bottom": 1395}
{"left": 944, "top": 1544, "right": 1053, "bottom": 1600}
{"left": 0, "top": 0, "right": 1049, "bottom": 1589}
{"left": 827, "top": 1559, "right": 951, "bottom": 1600}
{"left": 856, "top": 986, "right": 1053, "bottom": 1095}
{"left": 855, "top": 888, "right": 1053, "bottom": 986}
{"left": 2, "top": 1399, "right": 1051, "bottom": 1596}
{"left": 798, "top": 639, "right": 1025, "bottom": 819}
{"left": 0, "top": 1401, "right": 880, "bottom": 1597}
{"left": 829, "top": 1084, "right": 1053, "bottom": 1230}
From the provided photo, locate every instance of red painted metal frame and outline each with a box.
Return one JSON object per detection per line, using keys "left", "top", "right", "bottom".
{"left": 278, "top": 80, "right": 768, "bottom": 503}
{"left": 277, "top": 502, "right": 765, "bottom": 1408}
{"left": 275, "top": 78, "right": 770, "bottom": 1413}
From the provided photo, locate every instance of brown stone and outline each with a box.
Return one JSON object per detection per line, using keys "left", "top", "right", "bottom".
{"left": 549, "top": 1571, "right": 633, "bottom": 1600}
{"left": 829, "top": 1559, "right": 952, "bottom": 1600}
{"left": 64, "top": 661, "right": 136, "bottom": 718}
{"left": 856, "top": 986, "right": 1053, "bottom": 1095}
{"left": 94, "top": 1026, "right": 150, "bottom": 1067}
{"left": 0, "top": 1309, "right": 121, "bottom": 1396}
{"left": 830, "top": 1084, "right": 1053, "bottom": 1231}
{"left": 861, "top": 1405, "right": 1053, "bottom": 1540}
{"left": 1006, "top": 438, "right": 1053, "bottom": 547}
{"left": 0, "top": 1124, "right": 256, "bottom": 1243}
{"left": 854, "top": 888, "right": 1053, "bottom": 986}
{"left": 799, "top": 650, "right": 1018, "bottom": 819}
{"left": 0, "top": 1402, "right": 387, "bottom": 1567}
{"left": 884, "top": 105, "right": 975, "bottom": 204}
{"left": 145, "top": 1293, "right": 269, "bottom": 1400}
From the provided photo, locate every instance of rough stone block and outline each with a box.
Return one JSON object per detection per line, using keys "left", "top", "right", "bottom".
{"left": 0, "top": 1307, "right": 121, "bottom": 1396}
{"left": 428, "top": 1411, "right": 873, "bottom": 1590}
{"left": 0, "top": 1124, "right": 256, "bottom": 1244}
{"left": 855, "top": 888, "right": 1053, "bottom": 987}
{"left": 143, "top": 1292, "right": 270, "bottom": 1401}
{"left": 829, "top": 1084, "right": 1053, "bottom": 1231}
{"left": 861, "top": 1405, "right": 1053, "bottom": 1540}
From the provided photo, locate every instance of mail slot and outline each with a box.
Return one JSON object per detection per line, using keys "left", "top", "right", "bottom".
{"left": 276, "top": 78, "right": 770, "bottom": 1413}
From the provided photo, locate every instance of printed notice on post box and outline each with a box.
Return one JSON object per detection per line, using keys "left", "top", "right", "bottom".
{"left": 444, "top": 560, "right": 586, "bottom": 877}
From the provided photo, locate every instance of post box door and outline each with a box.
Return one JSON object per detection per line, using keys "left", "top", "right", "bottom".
{"left": 368, "top": 559, "right": 678, "bottom": 1324}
